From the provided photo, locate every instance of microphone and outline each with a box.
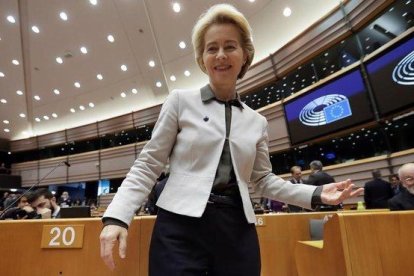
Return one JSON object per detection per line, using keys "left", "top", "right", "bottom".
{"left": 0, "top": 160, "right": 69, "bottom": 219}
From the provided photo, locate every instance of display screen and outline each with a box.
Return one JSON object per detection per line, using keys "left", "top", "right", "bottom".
{"left": 366, "top": 34, "right": 414, "bottom": 116}
{"left": 283, "top": 69, "right": 373, "bottom": 145}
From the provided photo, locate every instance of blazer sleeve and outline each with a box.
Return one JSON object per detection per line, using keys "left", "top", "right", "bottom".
{"left": 250, "top": 118, "right": 316, "bottom": 209}
{"left": 103, "top": 90, "right": 180, "bottom": 226}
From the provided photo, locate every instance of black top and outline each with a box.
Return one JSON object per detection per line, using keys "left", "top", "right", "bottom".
{"left": 388, "top": 188, "right": 414, "bottom": 211}
{"left": 364, "top": 178, "right": 394, "bottom": 209}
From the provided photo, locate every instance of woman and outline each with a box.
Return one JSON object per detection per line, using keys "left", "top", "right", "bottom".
{"left": 100, "top": 4, "right": 363, "bottom": 275}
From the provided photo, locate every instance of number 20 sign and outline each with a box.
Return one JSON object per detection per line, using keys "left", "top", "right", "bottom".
{"left": 41, "top": 225, "right": 84, "bottom": 249}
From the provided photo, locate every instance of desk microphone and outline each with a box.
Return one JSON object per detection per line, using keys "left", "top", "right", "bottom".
{"left": 0, "top": 160, "right": 70, "bottom": 219}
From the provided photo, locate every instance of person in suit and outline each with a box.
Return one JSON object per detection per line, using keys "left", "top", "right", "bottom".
{"left": 364, "top": 170, "right": 394, "bottom": 209}
{"left": 305, "top": 160, "right": 340, "bottom": 211}
{"left": 288, "top": 166, "right": 305, "bottom": 212}
{"left": 27, "top": 188, "right": 61, "bottom": 219}
{"left": 389, "top": 174, "right": 402, "bottom": 195}
{"left": 389, "top": 163, "right": 414, "bottom": 210}
{"left": 99, "top": 4, "right": 363, "bottom": 275}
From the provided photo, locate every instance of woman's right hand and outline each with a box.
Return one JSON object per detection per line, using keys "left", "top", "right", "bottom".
{"left": 100, "top": 225, "right": 128, "bottom": 271}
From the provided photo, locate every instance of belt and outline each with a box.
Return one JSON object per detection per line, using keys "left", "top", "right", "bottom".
{"left": 207, "top": 193, "right": 241, "bottom": 207}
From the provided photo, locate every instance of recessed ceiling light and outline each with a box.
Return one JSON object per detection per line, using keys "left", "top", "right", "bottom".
{"left": 12, "top": 59, "right": 19, "bottom": 65}
{"left": 179, "top": 41, "right": 186, "bottom": 49}
{"left": 0, "top": 72, "right": 5, "bottom": 77}
{"left": 70, "top": 108, "right": 76, "bottom": 113}
{"left": 172, "top": 2, "right": 181, "bottom": 13}
{"left": 90, "top": 0, "right": 98, "bottom": 5}
{"left": 31, "top": 26, "right": 40, "bottom": 33}
{"left": 74, "top": 82, "right": 81, "bottom": 88}
{"left": 19, "top": 113, "right": 26, "bottom": 118}
{"left": 156, "top": 81, "right": 162, "bottom": 87}
{"left": 7, "top": 15, "right": 16, "bottom": 23}
{"left": 249, "top": 0, "right": 255, "bottom": 2}
{"left": 60, "top": 12, "right": 68, "bottom": 21}
{"left": 131, "top": 88, "right": 138, "bottom": 94}
{"left": 184, "top": 70, "right": 191, "bottom": 77}
{"left": 107, "top": 34, "right": 115, "bottom": 43}
{"left": 43, "top": 115, "right": 50, "bottom": 120}
{"left": 34, "top": 95, "right": 41, "bottom": 101}
{"left": 52, "top": 113, "right": 58, "bottom": 118}
{"left": 80, "top": 46, "right": 88, "bottom": 54}
{"left": 120, "top": 92, "right": 127, "bottom": 98}
{"left": 283, "top": 7, "right": 292, "bottom": 17}
{"left": 3, "top": 120, "right": 9, "bottom": 124}
{"left": 96, "top": 74, "right": 103, "bottom": 80}
{"left": 170, "top": 75, "right": 176, "bottom": 81}
{"left": 16, "top": 90, "right": 23, "bottom": 95}
{"left": 89, "top": 102, "right": 95, "bottom": 108}
{"left": 0, "top": 99, "right": 7, "bottom": 104}
{"left": 35, "top": 117, "right": 41, "bottom": 122}
{"left": 4, "top": 129, "right": 10, "bottom": 133}
{"left": 53, "top": 89, "right": 60, "bottom": 95}
{"left": 79, "top": 105, "right": 85, "bottom": 110}
{"left": 121, "top": 64, "right": 128, "bottom": 71}
{"left": 149, "top": 60, "right": 155, "bottom": 67}
{"left": 56, "top": 57, "right": 63, "bottom": 64}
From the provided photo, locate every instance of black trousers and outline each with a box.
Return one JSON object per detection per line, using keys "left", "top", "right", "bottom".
{"left": 148, "top": 202, "right": 261, "bottom": 276}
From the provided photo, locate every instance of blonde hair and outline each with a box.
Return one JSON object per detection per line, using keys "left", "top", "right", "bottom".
{"left": 191, "top": 4, "right": 254, "bottom": 79}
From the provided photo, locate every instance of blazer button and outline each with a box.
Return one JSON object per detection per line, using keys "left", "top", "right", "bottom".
{"left": 203, "top": 116, "right": 209, "bottom": 122}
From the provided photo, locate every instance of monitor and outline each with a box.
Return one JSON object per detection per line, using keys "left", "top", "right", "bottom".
{"left": 366, "top": 33, "right": 414, "bottom": 116}
{"left": 60, "top": 206, "right": 91, "bottom": 218}
{"left": 283, "top": 68, "right": 373, "bottom": 145}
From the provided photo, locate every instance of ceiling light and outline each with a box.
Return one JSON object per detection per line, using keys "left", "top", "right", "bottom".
{"left": 35, "top": 117, "right": 41, "bottom": 122}
{"left": 12, "top": 59, "right": 19, "bottom": 65}
{"left": 0, "top": 99, "right": 7, "bottom": 104}
{"left": 43, "top": 115, "right": 50, "bottom": 120}
{"left": 74, "top": 82, "right": 81, "bottom": 88}
{"left": 89, "top": 102, "right": 95, "bottom": 108}
{"left": 52, "top": 113, "right": 58, "bottom": 118}
{"left": 107, "top": 34, "right": 115, "bottom": 43}
{"left": 16, "top": 90, "right": 23, "bottom": 95}
{"left": 70, "top": 108, "right": 76, "bottom": 113}
{"left": 249, "top": 0, "right": 255, "bottom": 2}
{"left": 7, "top": 15, "right": 16, "bottom": 23}
{"left": 184, "top": 70, "right": 191, "bottom": 77}
{"left": 31, "top": 26, "right": 40, "bottom": 33}
{"left": 170, "top": 75, "right": 176, "bottom": 81}
{"left": 56, "top": 57, "right": 63, "bottom": 64}
{"left": 34, "top": 95, "right": 41, "bottom": 101}
{"left": 149, "top": 60, "right": 155, "bottom": 67}
{"left": 80, "top": 46, "right": 88, "bottom": 54}
{"left": 90, "top": 0, "right": 98, "bottom": 5}
{"left": 79, "top": 105, "right": 85, "bottom": 110}
{"left": 3, "top": 120, "right": 9, "bottom": 124}
{"left": 120, "top": 92, "right": 127, "bottom": 98}
{"left": 4, "top": 129, "right": 10, "bottom": 133}
{"left": 121, "top": 64, "right": 127, "bottom": 71}
{"left": 179, "top": 41, "right": 186, "bottom": 49}
{"left": 172, "top": 2, "right": 181, "bottom": 13}
{"left": 53, "top": 89, "right": 60, "bottom": 95}
{"left": 0, "top": 72, "right": 5, "bottom": 77}
{"left": 131, "top": 88, "right": 138, "bottom": 94}
{"left": 60, "top": 12, "right": 68, "bottom": 21}
{"left": 283, "top": 7, "right": 292, "bottom": 17}
{"left": 96, "top": 74, "right": 103, "bottom": 80}
{"left": 156, "top": 81, "right": 162, "bottom": 87}
{"left": 19, "top": 113, "right": 26, "bottom": 118}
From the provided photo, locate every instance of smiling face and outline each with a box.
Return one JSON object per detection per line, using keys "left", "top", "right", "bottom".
{"left": 202, "top": 23, "right": 246, "bottom": 93}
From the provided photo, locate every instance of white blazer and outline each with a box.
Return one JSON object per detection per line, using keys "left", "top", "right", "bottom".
{"left": 104, "top": 87, "right": 317, "bottom": 225}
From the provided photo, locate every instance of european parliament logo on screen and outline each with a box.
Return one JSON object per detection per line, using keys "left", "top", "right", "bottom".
{"left": 392, "top": 50, "right": 414, "bottom": 85}
{"left": 299, "top": 94, "right": 352, "bottom": 126}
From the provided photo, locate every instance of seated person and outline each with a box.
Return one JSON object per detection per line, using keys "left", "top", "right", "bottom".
{"left": 27, "top": 188, "right": 61, "bottom": 218}
{"left": 0, "top": 196, "right": 40, "bottom": 220}
{"left": 389, "top": 163, "right": 414, "bottom": 210}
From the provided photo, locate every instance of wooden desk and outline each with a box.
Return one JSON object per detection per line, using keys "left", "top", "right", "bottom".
{"left": 295, "top": 211, "right": 414, "bottom": 276}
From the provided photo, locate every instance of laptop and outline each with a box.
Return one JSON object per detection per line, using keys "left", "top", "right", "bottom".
{"left": 60, "top": 206, "right": 91, "bottom": 218}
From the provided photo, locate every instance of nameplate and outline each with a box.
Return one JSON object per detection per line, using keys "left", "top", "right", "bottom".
{"left": 255, "top": 216, "right": 266, "bottom": 227}
{"left": 41, "top": 225, "right": 84, "bottom": 249}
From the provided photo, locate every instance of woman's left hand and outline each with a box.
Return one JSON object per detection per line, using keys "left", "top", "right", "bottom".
{"left": 321, "top": 179, "right": 364, "bottom": 205}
